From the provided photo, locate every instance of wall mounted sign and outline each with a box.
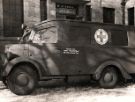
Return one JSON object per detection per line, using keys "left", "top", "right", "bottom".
{"left": 94, "top": 29, "right": 109, "bottom": 45}
{"left": 56, "top": 3, "right": 78, "bottom": 15}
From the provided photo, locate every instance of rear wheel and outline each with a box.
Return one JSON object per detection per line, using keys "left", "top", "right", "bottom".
{"left": 99, "top": 67, "right": 118, "bottom": 88}
{"left": 7, "top": 65, "right": 38, "bottom": 95}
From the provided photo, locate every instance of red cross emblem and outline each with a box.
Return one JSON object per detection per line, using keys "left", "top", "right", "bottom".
{"left": 94, "top": 29, "right": 108, "bottom": 45}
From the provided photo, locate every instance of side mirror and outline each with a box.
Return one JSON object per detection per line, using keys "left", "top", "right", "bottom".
{"left": 21, "top": 24, "right": 27, "bottom": 30}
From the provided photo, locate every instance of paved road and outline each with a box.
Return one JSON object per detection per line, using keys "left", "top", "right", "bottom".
{"left": 0, "top": 80, "right": 135, "bottom": 102}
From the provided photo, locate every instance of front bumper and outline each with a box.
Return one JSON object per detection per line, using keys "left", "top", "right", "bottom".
{"left": 0, "top": 53, "right": 8, "bottom": 81}
{"left": 0, "top": 67, "right": 2, "bottom": 81}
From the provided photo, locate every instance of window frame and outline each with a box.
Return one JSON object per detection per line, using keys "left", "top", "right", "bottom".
{"left": 103, "top": 7, "right": 115, "bottom": 24}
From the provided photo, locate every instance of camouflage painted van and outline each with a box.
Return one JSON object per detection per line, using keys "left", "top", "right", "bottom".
{"left": 1, "top": 20, "right": 135, "bottom": 95}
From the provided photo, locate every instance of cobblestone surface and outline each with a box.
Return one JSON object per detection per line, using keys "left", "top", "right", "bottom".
{"left": 0, "top": 80, "right": 135, "bottom": 102}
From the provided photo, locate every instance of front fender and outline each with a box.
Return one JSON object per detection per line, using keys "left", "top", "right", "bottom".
{"left": 94, "top": 60, "right": 132, "bottom": 80}
{"left": 2, "top": 57, "right": 47, "bottom": 79}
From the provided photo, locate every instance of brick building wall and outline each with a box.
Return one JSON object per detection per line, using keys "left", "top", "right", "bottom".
{"left": 0, "top": 0, "right": 3, "bottom": 36}
{"left": 0, "top": 0, "right": 135, "bottom": 37}
{"left": 23, "top": 0, "right": 41, "bottom": 26}
{"left": 91, "top": 0, "right": 123, "bottom": 24}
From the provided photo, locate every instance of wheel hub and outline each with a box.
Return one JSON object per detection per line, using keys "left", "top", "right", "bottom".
{"left": 103, "top": 73, "right": 113, "bottom": 83}
{"left": 16, "top": 73, "right": 29, "bottom": 86}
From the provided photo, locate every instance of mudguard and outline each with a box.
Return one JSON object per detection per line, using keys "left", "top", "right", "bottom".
{"left": 2, "top": 57, "right": 47, "bottom": 79}
{"left": 94, "top": 60, "right": 132, "bottom": 80}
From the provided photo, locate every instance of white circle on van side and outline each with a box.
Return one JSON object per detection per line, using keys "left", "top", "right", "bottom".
{"left": 94, "top": 29, "right": 109, "bottom": 45}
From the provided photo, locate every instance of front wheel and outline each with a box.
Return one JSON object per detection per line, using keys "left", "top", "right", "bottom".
{"left": 7, "top": 65, "right": 38, "bottom": 95}
{"left": 99, "top": 67, "right": 119, "bottom": 89}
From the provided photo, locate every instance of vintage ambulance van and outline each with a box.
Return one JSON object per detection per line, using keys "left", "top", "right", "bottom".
{"left": 1, "top": 20, "right": 135, "bottom": 95}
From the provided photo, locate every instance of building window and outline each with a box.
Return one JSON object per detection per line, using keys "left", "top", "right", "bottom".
{"left": 85, "top": 5, "right": 91, "bottom": 21}
{"left": 103, "top": 7, "right": 115, "bottom": 24}
{"left": 128, "top": 7, "right": 134, "bottom": 25}
{"left": 40, "top": 0, "right": 47, "bottom": 21}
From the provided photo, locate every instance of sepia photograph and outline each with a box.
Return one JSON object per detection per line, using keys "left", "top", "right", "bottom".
{"left": 0, "top": 0, "right": 135, "bottom": 102}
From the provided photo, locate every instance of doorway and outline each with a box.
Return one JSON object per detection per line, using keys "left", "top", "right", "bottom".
{"left": 3, "top": 0, "right": 24, "bottom": 37}
{"left": 128, "top": 7, "right": 134, "bottom": 25}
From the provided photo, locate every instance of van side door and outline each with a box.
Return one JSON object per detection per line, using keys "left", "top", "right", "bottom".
{"left": 59, "top": 25, "right": 91, "bottom": 75}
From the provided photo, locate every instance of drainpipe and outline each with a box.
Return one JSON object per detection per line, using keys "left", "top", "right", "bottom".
{"left": 121, "top": 0, "right": 128, "bottom": 25}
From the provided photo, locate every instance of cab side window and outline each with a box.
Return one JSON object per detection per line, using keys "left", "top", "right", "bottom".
{"left": 40, "top": 27, "right": 57, "bottom": 43}
{"left": 111, "top": 30, "right": 128, "bottom": 46}
{"left": 32, "top": 27, "right": 57, "bottom": 43}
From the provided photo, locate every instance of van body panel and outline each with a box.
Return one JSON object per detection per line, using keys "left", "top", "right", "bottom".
{"left": 3, "top": 20, "right": 135, "bottom": 80}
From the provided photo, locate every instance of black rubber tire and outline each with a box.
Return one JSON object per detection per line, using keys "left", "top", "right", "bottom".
{"left": 99, "top": 67, "right": 118, "bottom": 89}
{"left": 7, "top": 65, "right": 38, "bottom": 95}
